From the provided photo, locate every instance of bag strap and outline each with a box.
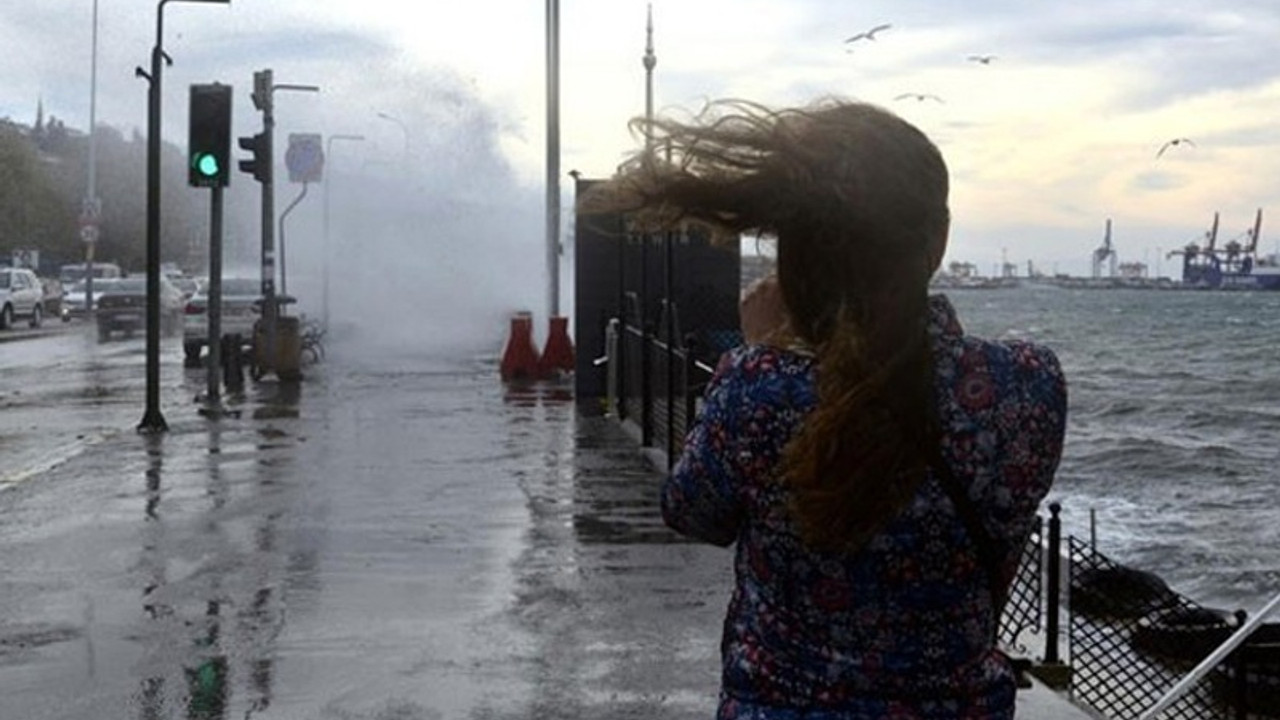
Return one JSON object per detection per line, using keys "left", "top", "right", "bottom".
{"left": 930, "top": 446, "right": 1008, "bottom": 615}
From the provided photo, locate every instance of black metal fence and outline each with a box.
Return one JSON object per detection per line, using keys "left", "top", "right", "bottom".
{"left": 616, "top": 316, "right": 716, "bottom": 466}
{"left": 1000, "top": 516, "right": 1045, "bottom": 655}
{"left": 1066, "top": 536, "right": 1280, "bottom": 719}
{"left": 1002, "top": 506, "right": 1280, "bottom": 720}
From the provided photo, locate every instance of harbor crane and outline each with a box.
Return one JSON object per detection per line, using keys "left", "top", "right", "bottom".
{"left": 1092, "top": 218, "right": 1117, "bottom": 279}
{"left": 1167, "top": 211, "right": 1221, "bottom": 286}
{"left": 1220, "top": 209, "right": 1263, "bottom": 274}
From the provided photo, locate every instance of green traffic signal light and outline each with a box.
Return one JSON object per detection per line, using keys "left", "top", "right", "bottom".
{"left": 194, "top": 153, "right": 220, "bottom": 178}
{"left": 188, "top": 84, "right": 232, "bottom": 188}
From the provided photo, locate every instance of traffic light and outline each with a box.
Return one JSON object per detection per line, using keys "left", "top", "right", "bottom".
{"left": 238, "top": 132, "right": 271, "bottom": 184}
{"left": 188, "top": 84, "right": 232, "bottom": 188}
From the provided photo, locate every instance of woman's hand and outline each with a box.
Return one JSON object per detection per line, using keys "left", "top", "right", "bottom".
{"left": 740, "top": 274, "right": 794, "bottom": 347}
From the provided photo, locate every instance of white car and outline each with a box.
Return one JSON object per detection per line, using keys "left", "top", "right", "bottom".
{"left": 0, "top": 267, "right": 46, "bottom": 329}
{"left": 59, "top": 280, "right": 110, "bottom": 321}
{"left": 183, "top": 277, "right": 263, "bottom": 365}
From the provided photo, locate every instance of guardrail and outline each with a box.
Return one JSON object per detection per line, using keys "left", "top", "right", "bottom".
{"left": 600, "top": 315, "right": 717, "bottom": 468}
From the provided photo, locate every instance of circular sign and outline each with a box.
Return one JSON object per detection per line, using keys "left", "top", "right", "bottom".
{"left": 80, "top": 224, "right": 100, "bottom": 244}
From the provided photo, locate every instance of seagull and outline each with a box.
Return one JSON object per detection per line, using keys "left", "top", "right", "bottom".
{"left": 1156, "top": 137, "right": 1195, "bottom": 158}
{"left": 895, "top": 93, "right": 944, "bottom": 103}
{"left": 967, "top": 54, "right": 997, "bottom": 64}
{"left": 844, "top": 23, "right": 891, "bottom": 43}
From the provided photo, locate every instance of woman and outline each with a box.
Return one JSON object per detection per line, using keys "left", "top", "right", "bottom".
{"left": 592, "top": 99, "right": 1067, "bottom": 718}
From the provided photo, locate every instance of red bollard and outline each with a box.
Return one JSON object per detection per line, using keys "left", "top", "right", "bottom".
{"left": 500, "top": 312, "right": 540, "bottom": 382}
{"left": 537, "top": 316, "right": 575, "bottom": 379}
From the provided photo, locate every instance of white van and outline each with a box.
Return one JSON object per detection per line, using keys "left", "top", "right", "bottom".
{"left": 59, "top": 262, "right": 123, "bottom": 285}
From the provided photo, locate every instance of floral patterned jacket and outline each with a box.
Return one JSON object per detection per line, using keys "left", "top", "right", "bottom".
{"left": 661, "top": 294, "right": 1067, "bottom": 719}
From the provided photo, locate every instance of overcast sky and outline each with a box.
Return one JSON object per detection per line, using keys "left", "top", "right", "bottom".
{"left": 5, "top": 0, "right": 1280, "bottom": 277}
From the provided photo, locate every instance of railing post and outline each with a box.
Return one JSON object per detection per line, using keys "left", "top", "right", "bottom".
{"left": 639, "top": 234, "right": 652, "bottom": 447}
{"left": 1232, "top": 609, "right": 1249, "bottom": 720}
{"left": 602, "top": 318, "right": 619, "bottom": 417}
{"left": 684, "top": 333, "right": 699, "bottom": 436}
{"left": 664, "top": 301, "right": 678, "bottom": 468}
{"left": 1045, "top": 502, "right": 1063, "bottom": 665}
{"left": 641, "top": 327, "right": 653, "bottom": 447}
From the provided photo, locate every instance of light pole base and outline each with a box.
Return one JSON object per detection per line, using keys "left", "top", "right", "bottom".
{"left": 137, "top": 410, "right": 169, "bottom": 434}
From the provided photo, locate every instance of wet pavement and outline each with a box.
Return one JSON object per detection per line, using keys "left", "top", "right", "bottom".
{"left": 0, "top": 329, "right": 732, "bottom": 719}
{"left": 0, "top": 327, "right": 1092, "bottom": 719}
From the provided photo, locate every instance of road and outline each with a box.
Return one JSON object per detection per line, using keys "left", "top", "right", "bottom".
{"left": 0, "top": 326, "right": 732, "bottom": 720}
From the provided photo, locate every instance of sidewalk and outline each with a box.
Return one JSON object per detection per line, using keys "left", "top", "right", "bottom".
{"left": 1017, "top": 677, "right": 1103, "bottom": 719}
{"left": 0, "top": 352, "right": 1104, "bottom": 718}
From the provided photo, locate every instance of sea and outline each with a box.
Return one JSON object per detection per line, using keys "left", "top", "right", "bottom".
{"left": 945, "top": 285, "right": 1280, "bottom": 614}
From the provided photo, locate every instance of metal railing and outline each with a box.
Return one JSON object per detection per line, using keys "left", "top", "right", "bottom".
{"left": 602, "top": 314, "right": 716, "bottom": 467}
{"left": 1138, "top": 592, "right": 1280, "bottom": 719}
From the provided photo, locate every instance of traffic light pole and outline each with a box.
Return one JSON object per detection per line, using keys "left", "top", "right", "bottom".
{"left": 205, "top": 185, "right": 224, "bottom": 405}
{"left": 243, "top": 71, "right": 318, "bottom": 379}
{"left": 257, "top": 70, "right": 278, "bottom": 382}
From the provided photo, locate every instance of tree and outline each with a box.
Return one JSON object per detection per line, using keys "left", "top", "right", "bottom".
{"left": 0, "top": 122, "right": 76, "bottom": 266}
{"left": 0, "top": 116, "right": 208, "bottom": 274}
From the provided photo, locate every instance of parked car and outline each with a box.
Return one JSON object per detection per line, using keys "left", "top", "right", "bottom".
{"left": 0, "top": 266, "right": 46, "bottom": 329}
{"left": 183, "top": 277, "right": 263, "bottom": 364}
{"left": 60, "top": 279, "right": 110, "bottom": 321}
{"left": 95, "top": 276, "right": 184, "bottom": 342}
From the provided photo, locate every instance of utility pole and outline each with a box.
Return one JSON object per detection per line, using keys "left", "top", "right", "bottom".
{"left": 253, "top": 70, "right": 278, "bottom": 375}
{"left": 241, "top": 70, "right": 318, "bottom": 379}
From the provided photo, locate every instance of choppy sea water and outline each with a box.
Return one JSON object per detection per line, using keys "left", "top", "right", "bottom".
{"left": 944, "top": 286, "right": 1280, "bottom": 612}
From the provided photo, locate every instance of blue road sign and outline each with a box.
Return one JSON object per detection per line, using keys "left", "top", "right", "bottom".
{"left": 286, "top": 133, "right": 324, "bottom": 183}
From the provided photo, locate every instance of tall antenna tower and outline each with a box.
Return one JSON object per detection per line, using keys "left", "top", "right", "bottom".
{"left": 643, "top": 4, "right": 656, "bottom": 154}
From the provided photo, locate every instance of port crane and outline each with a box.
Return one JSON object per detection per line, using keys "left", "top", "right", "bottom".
{"left": 1219, "top": 208, "right": 1264, "bottom": 274}
{"left": 1166, "top": 212, "right": 1221, "bottom": 286}
{"left": 1091, "top": 219, "right": 1117, "bottom": 279}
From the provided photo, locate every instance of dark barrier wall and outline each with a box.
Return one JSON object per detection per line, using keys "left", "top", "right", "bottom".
{"left": 572, "top": 175, "right": 741, "bottom": 402}
{"left": 573, "top": 177, "right": 625, "bottom": 400}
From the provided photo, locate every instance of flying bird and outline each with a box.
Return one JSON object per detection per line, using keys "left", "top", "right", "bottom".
{"left": 895, "top": 93, "right": 944, "bottom": 103}
{"left": 1156, "top": 137, "right": 1195, "bottom": 158}
{"left": 844, "top": 23, "right": 891, "bottom": 43}
{"left": 967, "top": 54, "right": 997, "bottom": 64}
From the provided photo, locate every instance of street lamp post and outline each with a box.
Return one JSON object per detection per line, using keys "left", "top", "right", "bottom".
{"left": 323, "top": 133, "right": 364, "bottom": 331}
{"left": 546, "top": 0, "right": 561, "bottom": 318}
{"left": 376, "top": 112, "right": 409, "bottom": 158}
{"left": 138, "top": 0, "right": 229, "bottom": 434}
{"left": 85, "top": 0, "right": 101, "bottom": 317}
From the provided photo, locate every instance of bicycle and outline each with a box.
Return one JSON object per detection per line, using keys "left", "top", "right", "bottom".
{"left": 300, "top": 318, "right": 325, "bottom": 364}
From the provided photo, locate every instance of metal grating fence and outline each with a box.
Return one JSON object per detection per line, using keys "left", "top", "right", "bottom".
{"left": 999, "top": 516, "right": 1044, "bottom": 654}
{"left": 1066, "top": 537, "right": 1280, "bottom": 719}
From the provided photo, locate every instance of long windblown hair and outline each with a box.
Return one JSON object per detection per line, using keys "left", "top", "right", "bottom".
{"left": 583, "top": 99, "right": 951, "bottom": 552}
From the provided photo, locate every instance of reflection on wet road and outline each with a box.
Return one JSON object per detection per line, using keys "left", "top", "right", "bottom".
{"left": 0, "top": 337, "right": 732, "bottom": 719}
